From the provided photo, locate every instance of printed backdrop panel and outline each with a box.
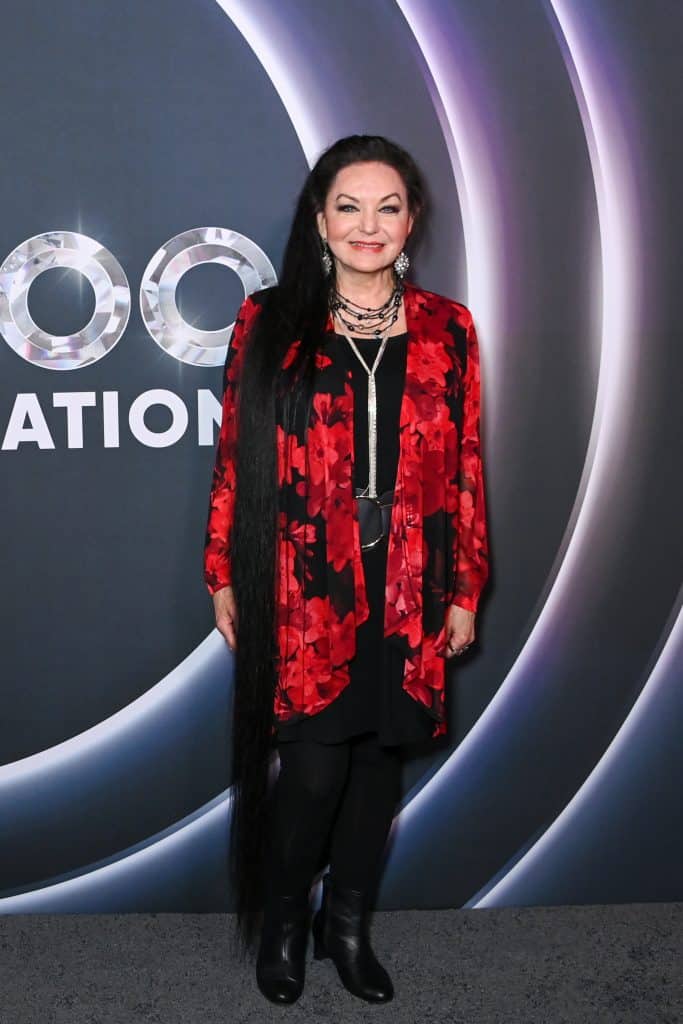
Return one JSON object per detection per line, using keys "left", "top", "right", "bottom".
{"left": 0, "top": 0, "right": 681, "bottom": 911}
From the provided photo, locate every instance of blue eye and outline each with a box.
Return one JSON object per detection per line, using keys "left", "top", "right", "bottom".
{"left": 336, "top": 204, "right": 401, "bottom": 213}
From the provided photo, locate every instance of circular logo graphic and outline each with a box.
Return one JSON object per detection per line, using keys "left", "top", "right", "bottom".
{"left": 139, "top": 227, "right": 277, "bottom": 367}
{"left": 0, "top": 231, "right": 130, "bottom": 370}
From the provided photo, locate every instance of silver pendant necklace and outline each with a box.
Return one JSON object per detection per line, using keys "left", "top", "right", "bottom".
{"left": 341, "top": 325, "right": 393, "bottom": 500}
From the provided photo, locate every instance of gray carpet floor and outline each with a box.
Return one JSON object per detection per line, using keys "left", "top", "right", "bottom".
{"left": 1, "top": 903, "right": 680, "bottom": 1023}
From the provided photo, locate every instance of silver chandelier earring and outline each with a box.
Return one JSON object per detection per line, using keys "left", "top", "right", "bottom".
{"left": 321, "top": 238, "right": 333, "bottom": 276}
{"left": 393, "top": 250, "right": 410, "bottom": 278}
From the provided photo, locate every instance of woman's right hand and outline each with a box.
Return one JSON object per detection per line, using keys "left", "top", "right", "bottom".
{"left": 213, "top": 585, "right": 238, "bottom": 652}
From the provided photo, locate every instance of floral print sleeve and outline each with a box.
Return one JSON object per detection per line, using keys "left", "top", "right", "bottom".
{"left": 203, "top": 294, "right": 260, "bottom": 595}
{"left": 450, "top": 310, "right": 489, "bottom": 613}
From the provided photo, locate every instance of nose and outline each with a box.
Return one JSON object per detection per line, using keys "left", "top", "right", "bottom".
{"left": 358, "top": 207, "right": 380, "bottom": 234}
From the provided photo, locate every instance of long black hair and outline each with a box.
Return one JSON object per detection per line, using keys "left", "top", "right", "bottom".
{"left": 227, "top": 134, "right": 427, "bottom": 956}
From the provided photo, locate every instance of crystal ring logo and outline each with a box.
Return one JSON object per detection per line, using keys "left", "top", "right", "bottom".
{"left": 0, "top": 227, "right": 276, "bottom": 370}
{"left": 139, "top": 226, "right": 277, "bottom": 367}
{"left": 0, "top": 232, "right": 130, "bottom": 370}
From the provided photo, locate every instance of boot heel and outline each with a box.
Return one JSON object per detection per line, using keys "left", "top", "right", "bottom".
{"left": 312, "top": 875, "right": 332, "bottom": 961}
{"left": 312, "top": 907, "right": 330, "bottom": 960}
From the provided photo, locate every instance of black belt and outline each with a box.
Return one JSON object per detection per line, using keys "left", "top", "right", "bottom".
{"left": 355, "top": 487, "right": 394, "bottom": 550}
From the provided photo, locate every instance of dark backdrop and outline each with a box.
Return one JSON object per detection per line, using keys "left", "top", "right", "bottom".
{"left": 0, "top": 0, "right": 681, "bottom": 912}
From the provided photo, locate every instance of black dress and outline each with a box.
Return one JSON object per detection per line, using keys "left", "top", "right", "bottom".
{"left": 275, "top": 332, "right": 436, "bottom": 748}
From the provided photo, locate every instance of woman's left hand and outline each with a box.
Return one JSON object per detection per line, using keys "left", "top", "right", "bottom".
{"left": 444, "top": 604, "right": 476, "bottom": 658}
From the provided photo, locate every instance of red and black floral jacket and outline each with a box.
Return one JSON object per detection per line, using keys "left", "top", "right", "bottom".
{"left": 204, "top": 281, "right": 489, "bottom": 738}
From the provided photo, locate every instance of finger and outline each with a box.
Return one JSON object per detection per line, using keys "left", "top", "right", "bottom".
{"left": 445, "top": 638, "right": 463, "bottom": 658}
{"left": 446, "top": 634, "right": 471, "bottom": 657}
{"left": 448, "top": 636, "right": 469, "bottom": 650}
{"left": 217, "top": 618, "right": 237, "bottom": 652}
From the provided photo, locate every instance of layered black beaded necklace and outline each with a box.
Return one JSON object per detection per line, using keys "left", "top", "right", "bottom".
{"left": 329, "top": 277, "right": 405, "bottom": 338}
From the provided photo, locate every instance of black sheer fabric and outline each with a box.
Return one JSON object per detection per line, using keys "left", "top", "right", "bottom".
{"left": 275, "top": 332, "right": 435, "bottom": 748}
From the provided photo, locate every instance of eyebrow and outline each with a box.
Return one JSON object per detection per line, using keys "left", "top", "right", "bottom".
{"left": 335, "top": 192, "right": 402, "bottom": 203}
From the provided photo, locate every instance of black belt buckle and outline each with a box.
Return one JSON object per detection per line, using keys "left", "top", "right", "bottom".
{"left": 355, "top": 487, "right": 394, "bottom": 550}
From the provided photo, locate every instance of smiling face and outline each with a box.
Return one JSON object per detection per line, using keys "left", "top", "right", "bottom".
{"left": 316, "top": 161, "right": 415, "bottom": 281}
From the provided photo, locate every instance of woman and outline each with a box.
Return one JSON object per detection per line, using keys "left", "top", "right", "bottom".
{"left": 204, "top": 135, "right": 489, "bottom": 1004}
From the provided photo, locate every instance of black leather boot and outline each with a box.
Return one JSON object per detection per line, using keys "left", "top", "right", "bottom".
{"left": 312, "top": 873, "right": 393, "bottom": 1003}
{"left": 256, "top": 885, "right": 311, "bottom": 1004}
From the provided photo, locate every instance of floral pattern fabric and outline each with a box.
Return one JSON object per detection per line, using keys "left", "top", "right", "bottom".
{"left": 204, "top": 281, "right": 489, "bottom": 739}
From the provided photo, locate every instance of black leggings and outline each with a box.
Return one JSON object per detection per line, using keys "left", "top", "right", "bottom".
{"left": 266, "top": 731, "right": 402, "bottom": 898}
